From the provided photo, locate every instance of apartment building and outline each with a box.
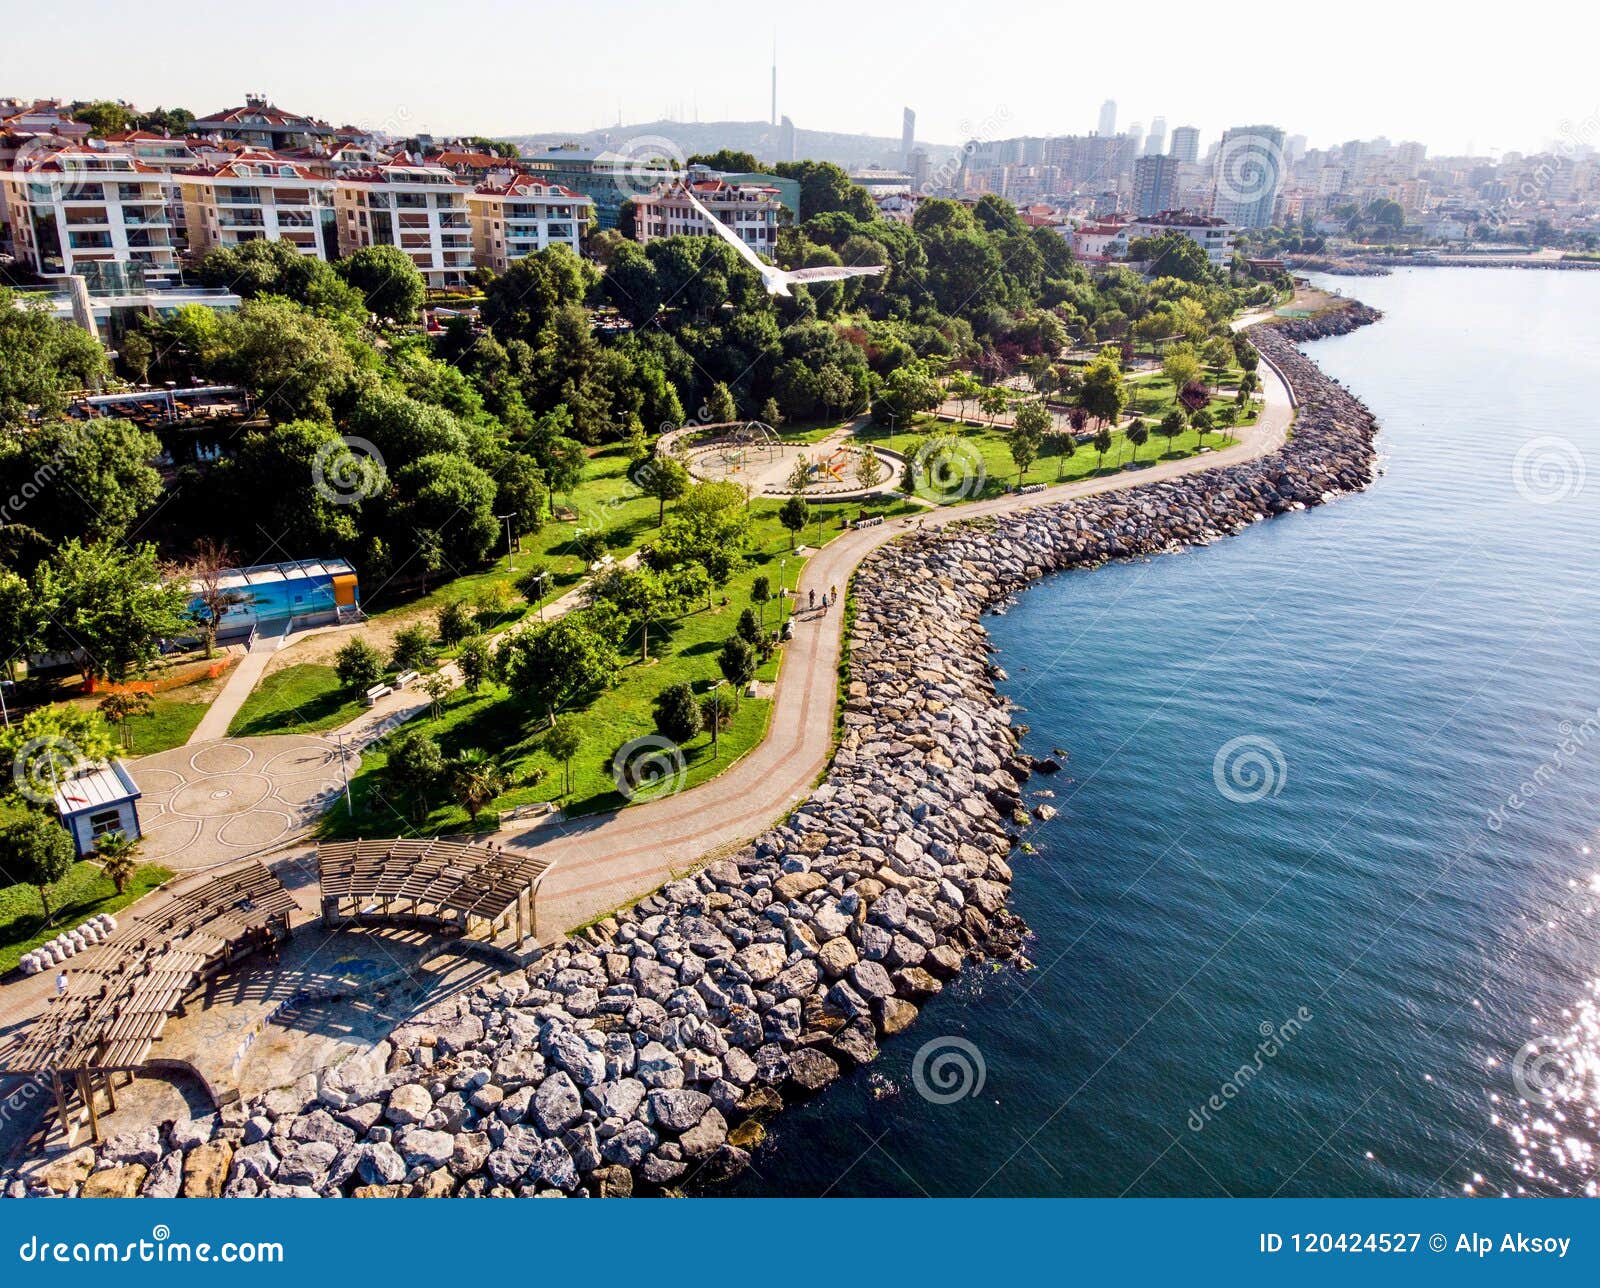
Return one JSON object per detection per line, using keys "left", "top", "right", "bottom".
{"left": 177, "top": 150, "right": 335, "bottom": 259}
{"left": 333, "top": 162, "right": 473, "bottom": 287}
{"left": 190, "top": 95, "right": 336, "bottom": 151}
{"left": 468, "top": 174, "right": 590, "bottom": 271}
{"left": 1, "top": 147, "right": 178, "bottom": 280}
{"left": 631, "top": 178, "right": 781, "bottom": 256}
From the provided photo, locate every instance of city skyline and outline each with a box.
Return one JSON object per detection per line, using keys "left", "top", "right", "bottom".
{"left": 3, "top": 0, "right": 1592, "bottom": 160}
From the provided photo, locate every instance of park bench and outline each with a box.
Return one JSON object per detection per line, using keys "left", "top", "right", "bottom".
{"left": 393, "top": 669, "right": 421, "bottom": 689}
{"left": 498, "top": 800, "right": 558, "bottom": 826}
{"left": 363, "top": 683, "right": 393, "bottom": 707}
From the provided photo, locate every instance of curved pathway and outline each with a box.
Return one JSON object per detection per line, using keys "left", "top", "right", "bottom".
{"left": 520, "top": 342, "right": 1295, "bottom": 932}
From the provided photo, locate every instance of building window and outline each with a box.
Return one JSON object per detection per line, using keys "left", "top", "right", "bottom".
{"left": 88, "top": 808, "right": 125, "bottom": 838}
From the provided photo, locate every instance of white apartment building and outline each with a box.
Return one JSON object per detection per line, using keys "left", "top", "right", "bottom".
{"left": 631, "top": 178, "right": 780, "bottom": 256}
{"left": 333, "top": 162, "right": 473, "bottom": 287}
{"left": 1, "top": 148, "right": 178, "bottom": 280}
{"left": 1123, "top": 210, "right": 1236, "bottom": 266}
{"left": 177, "top": 151, "right": 334, "bottom": 258}
{"left": 468, "top": 174, "right": 590, "bottom": 271}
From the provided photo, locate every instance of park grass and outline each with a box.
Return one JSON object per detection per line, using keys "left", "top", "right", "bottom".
{"left": 228, "top": 663, "right": 365, "bottom": 737}
{"left": 1, "top": 862, "right": 172, "bottom": 975}
{"left": 120, "top": 695, "right": 211, "bottom": 755}
{"left": 317, "top": 491, "right": 915, "bottom": 838}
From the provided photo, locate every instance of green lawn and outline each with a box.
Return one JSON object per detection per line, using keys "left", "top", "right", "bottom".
{"left": 120, "top": 695, "right": 211, "bottom": 754}
{"left": 1, "top": 861, "right": 172, "bottom": 975}
{"left": 228, "top": 663, "right": 365, "bottom": 737}
{"left": 319, "top": 491, "right": 915, "bottom": 838}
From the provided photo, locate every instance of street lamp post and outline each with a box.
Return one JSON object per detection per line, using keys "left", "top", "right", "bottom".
{"left": 709, "top": 680, "right": 726, "bottom": 760}
{"left": 496, "top": 512, "right": 518, "bottom": 572}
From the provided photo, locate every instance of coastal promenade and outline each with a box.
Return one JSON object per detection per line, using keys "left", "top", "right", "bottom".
{"left": 520, "top": 338, "right": 1295, "bottom": 933}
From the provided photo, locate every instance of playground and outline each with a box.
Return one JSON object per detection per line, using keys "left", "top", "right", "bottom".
{"left": 679, "top": 422, "right": 906, "bottom": 499}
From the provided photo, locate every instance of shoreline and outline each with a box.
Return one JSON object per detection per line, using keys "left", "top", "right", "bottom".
{"left": 1289, "top": 254, "right": 1600, "bottom": 277}
{"left": 4, "top": 302, "right": 1382, "bottom": 1201}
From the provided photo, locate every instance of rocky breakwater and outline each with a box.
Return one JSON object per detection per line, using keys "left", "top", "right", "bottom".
{"left": 5, "top": 308, "right": 1380, "bottom": 1201}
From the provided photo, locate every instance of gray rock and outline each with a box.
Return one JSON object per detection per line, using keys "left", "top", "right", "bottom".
{"left": 531, "top": 1072, "right": 583, "bottom": 1135}
{"left": 645, "top": 1088, "right": 711, "bottom": 1132}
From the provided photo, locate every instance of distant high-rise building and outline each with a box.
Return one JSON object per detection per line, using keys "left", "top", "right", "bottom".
{"left": 1126, "top": 121, "right": 1145, "bottom": 158}
{"left": 779, "top": 115, "right": 796, "bottom": 164}
{"left": 1286, "top": 133, "right": 1308, "bottom": 165}
{"left": 1132, "top": 154, "right": 1179, "bottom": 216}
{"left": 1169, "top": 126, "right": 1200, "bottom": 164}
{"left": 1097, "top": 99, "right": 1117, "bottom": 137}
{"left": 908, "top": 147, "right": 930, "bottom": 191}
{"left": 1145, "top": 116, "right": 1167, "bottom": 157}
{"left": 902, "top": 107, "right": 916, "bottom": 170}
{"left": 1212, "top": 124, "right": 1286, "bottom": 227}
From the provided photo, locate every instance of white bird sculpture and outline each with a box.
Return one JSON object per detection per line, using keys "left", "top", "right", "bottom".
{"left": 682, "top": 187, "right": 885, "bottom": 297}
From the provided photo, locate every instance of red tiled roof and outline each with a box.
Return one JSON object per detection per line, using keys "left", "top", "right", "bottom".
{"left": 176, "top": 149, "right": 321, "bottom": 182}
{"left": 473, "top": 174, "right": 586, "bottom": 200}
{"left": 337, "top": 162, "right": 465, "bottom": 186}
{"left": 11, "top": 147, "right": 162, "bottom": 176}
{"left": 193, "top": 101, "right": 331, "bottom": 131}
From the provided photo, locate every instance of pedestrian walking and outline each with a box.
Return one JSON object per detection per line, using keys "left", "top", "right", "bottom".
{"left": 808, "top": 588, "right": 815, "bottom": 611}
{"left": 55, "top": 970, "right": 68, "bottom": 1000}
{"left": 829, "top": 585, "right": 838, "bottom": 606}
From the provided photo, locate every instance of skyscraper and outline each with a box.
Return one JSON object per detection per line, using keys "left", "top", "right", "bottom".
{"left": 1211, "top": 124, "right": 1286, "bottom": 228}
{"left": 1126, "top": 121, "right": 1145, "bottom": 158}
{"left": 1097, "top": 99, "right": 1117, "bottom": 137}
{"left": 1132, "top": 154, "right": 1179, "bottom": 216}
{"left": 1145, "top": 116, "right": 1167, "bottom": 157}
{"left": 1169, "top": 126, "right": 1200, "bottom": 164}
{"left": 902, "top": 107, "right": 916, "bottom": 170}
{"left": 779, "top": 116, "right": 796, "bottom": 164}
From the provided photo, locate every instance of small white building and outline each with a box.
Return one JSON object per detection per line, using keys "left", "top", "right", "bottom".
{"left": 1122, "top": 210, "right": 1236, "bottom": 266}
{"left": 52, "top": 761, "right": 142, "bottom": 857}
{"left": 469, "top": 173, "right": 590, "bottom": 271}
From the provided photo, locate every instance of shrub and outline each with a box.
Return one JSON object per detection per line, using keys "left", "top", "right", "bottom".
{"left": 436, "top": 600, "right": 474, "bottom": 646}
{"left": 654, "top": 682, "right": 702, "bottom": 744}
{"left": 334, "top": 638, "right": 384, "bottom": 696}
{"left": 391, "top": 623, "right": 436, "bottom": 671}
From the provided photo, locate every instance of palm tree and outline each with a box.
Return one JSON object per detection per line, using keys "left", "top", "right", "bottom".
{"left": 95, "top": 830, "right": 140, "bottom": 895}
{"left": 450, "top": 749, "right": 506, "bottom": 827}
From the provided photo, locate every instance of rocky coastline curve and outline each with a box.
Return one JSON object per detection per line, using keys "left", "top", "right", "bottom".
{"left": 5, "top": 303, "right": 1382, "bottom": 1201}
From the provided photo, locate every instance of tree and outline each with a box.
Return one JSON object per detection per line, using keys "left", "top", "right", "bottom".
{"left": 33, "top": 540, "right": 190, "bottom": 685}
{"left": 759, "top": 397, "right": 783, "bottom": 428}
{"left": 0, "top": 288, "right": 108, "bottom": 426}
{"left": 1191, "top": 407, "right": 1215, "bottom": 446}
{"left": 0, "top": 418, "right": 163, "bottom": 546}
{"left": 1126, "top": 418, "right": 1150, "bottom": 462}
{"left": 0, "top": 707, "right": 115, "bottom": 803}
{"left": 1, "top": 812, "right": 76, "bottom": 922}
{"left": 392, "top": 454, "right": 500, "bottom": 567}
{"left": 381, "top": 729, "right": 447, "bottom": 822}
{"left": 707, "top": 381, "right": 737, "bottom": 424}
{"left": 1093, "top": 427, "right": 1114, "bottom": 473}
{"left": 95, "top": 829, "right": 140, "bottom": 895}
{"left": 1159, "top": 409, "right": 1187, "bottom": 455}
{"left": 337, "top": 244, "right": 426, "bottom": 323}
{"left": 654, "top": 682, "right": 702, "bottom": 745}
{"left": 946, "top": 372, "right": 982, "bottom": 424}
{"left": 1053, "top": 422, "right": 1077, "bottom": 480}
{"left": 589, "top": 566, "right": 674, "bottom": 661}
{"left": 652, "top": 482, "right": 751, "bottom": 594}
{"left": 545, "top": 717, "right": 581, "bottom": 795}
{"left": 500, "top": 614, "right": 620, "bottom": 725}
{"left": 1162, "top": 344, "right": 1203, "bottom": 398}
{"left": 751, "top": 575, "right": 772, "bottom": 628}
{"left": 736, "top": 606, "right": 762, "bottom": 645}
{"left": 437, "top": 600, "right": 474, "bottom": 647}
{"left": 450, "top": 749, "right": 506, "bottom": 825}
{"left": 854, "top": 444, "right": 885, "bottom": 490}
{"left": 391, "top": 624, "right": 436, "bottom": 672}
{"left": 70, "top": 100, "right": 134, "bottom": 136}
{"left": 335, "top": 638, "right": 385, "bottom": 697}
{"left": 638, "top": 454, "right": 690, "bottom": 524}
{"left": 1079, "top": 352, "right": 1127, "bottom": 430}
{"left": 873, "top": 362, "right": 941, "bottom": 427}
{"left": 187, "top": 539, "right": 244, "bottom": 658}
{"left": 480, "top": 245, "right": 597, "bottom": 347}
{"left": 1009, "top": 401, "right": 1051, "bottom": 484}
{"left": 458, "top": 636, "right": 492, "bottom": 693}
{"left": 778, "top": 496, "right": 810, "bottom": 550}
{"left": 978, "top": 385, "right": 1010, "bottom": 426}
{"left": 212, "top": 297, "right": 356, "bottom": 421}
{"left": 221, "top": 420, "right": 381, "bottom": 555}
{"left": 718, "top": 635, "right": 757, "bottom": 688}
{"left": 98, "top": 690, "right": 154, "bottom": 750}
{"left": 786, "top": 456, "right": 813, "bottom": 495}
{"left": 422, "top": 672, "right": 453, "bottom": 718}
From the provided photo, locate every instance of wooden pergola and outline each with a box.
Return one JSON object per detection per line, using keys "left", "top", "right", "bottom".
{"left": 0, "top": 862, "right": 296, "bottom": 1144}
{"left": 316, "top": 838, "right": 555, "bottom": 945}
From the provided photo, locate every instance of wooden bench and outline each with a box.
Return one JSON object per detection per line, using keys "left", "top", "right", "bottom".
{"left": 363, "top": 683, "right": 393, "bottom": 707}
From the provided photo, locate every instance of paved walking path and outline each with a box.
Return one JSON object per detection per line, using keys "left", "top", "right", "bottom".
{"left": 186, "top": 620, "right": 290, "bottom": 744}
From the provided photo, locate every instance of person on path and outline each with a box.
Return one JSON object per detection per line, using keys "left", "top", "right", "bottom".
{"left": 830, "top": 585, "right": 838, "bottom": 607}
{"left": 808, "top": 588, "right": 815, "bottom": 611}
{"left": 54, "top": 970, "right": 68, "bottom": 1000}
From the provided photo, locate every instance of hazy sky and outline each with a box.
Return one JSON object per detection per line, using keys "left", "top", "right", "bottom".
{"left": 5, "top": 0, "right": 1593, "bottom": 157}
